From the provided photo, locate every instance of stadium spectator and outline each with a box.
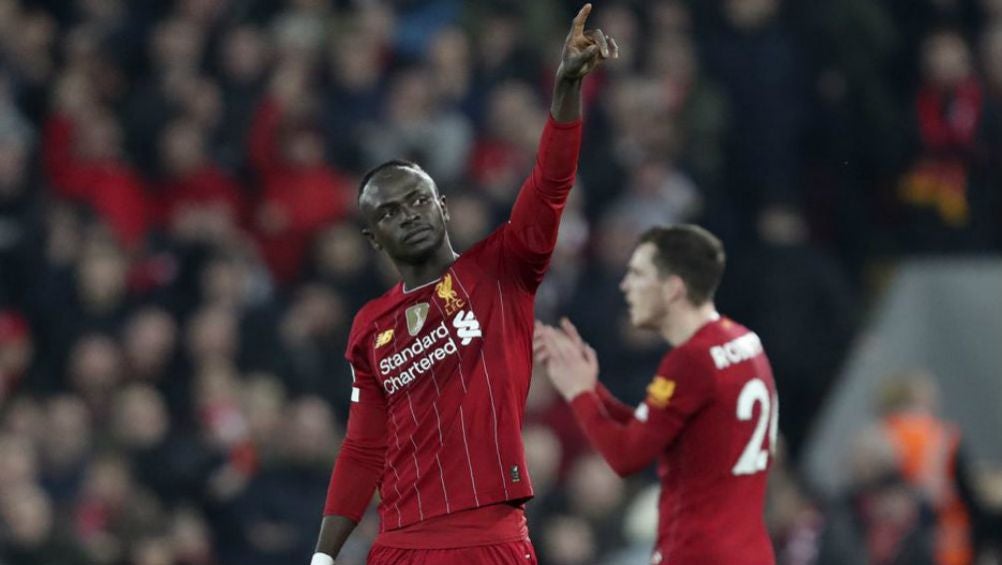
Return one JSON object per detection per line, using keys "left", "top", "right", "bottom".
{"left": 875, "top": 374, "right": 987, "bottom": 565}
{"left": 248, "top": 66, "right": 353, "bottom": 284}
{"left": 898, "top": 28, "right": 996, "bottom": 251}
{"left": 816, "top": 424, "right": 937, "bottom": 565}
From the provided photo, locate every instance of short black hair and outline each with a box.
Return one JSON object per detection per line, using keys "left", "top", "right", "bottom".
{"left": 638, "top": 224, "right": 725, "bottom": 305}
{"left": 357, "top": 159, "right": 423, "bottom": 200}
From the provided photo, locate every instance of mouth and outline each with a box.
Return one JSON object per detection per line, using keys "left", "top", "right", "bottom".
{"left": 403, "top": 226, "right": 433, "bottom": 243}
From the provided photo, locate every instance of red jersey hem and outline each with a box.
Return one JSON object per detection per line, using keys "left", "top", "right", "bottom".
{"left": 378, "top": 486, "right": 534, "bottom": 533}
{"left": 375, "top": 502, "right": 529, "bottom": 549}
{"left": 371, "top": 533, "right": 530, "bottom": 551}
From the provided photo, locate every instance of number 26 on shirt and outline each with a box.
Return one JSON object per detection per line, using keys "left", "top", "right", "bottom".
{"left": 732, "top": 378, "right": 779, "bottom": 476}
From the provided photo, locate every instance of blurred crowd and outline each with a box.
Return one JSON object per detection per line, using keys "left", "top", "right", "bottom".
{"left": 1, "top": 0, "right": 1001, "bottom": 564}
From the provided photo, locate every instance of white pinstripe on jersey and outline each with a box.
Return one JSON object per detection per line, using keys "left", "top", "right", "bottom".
{"left": 391, "top": 312, "right": 425, "bottom": 522}
{"left": 373, "top": 320, "right": 405, "bottom": 529}
{"left": 427, "top": 296, "right": 479, "bottom": 502}
{"left": 450, "top": 268, "right": 510, "bottom": 500}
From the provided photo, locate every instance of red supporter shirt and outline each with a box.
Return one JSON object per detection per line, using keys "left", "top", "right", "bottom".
{"left": 159, "top": 166, "right": 245, "bottom": 228}
{"left": 248, "top": 97, "right": 352, "bottom": 283}
{"left": 42, "top": 114, "right": 151, "bottom": 248}
{"left": 324, "top": 116, "right": 582, "bottom": 547}
{"left": 571, "top": 318, "right": 777, "bottom": 565}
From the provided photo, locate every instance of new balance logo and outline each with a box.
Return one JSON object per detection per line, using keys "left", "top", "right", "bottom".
{"left": 375, "top": 329, "right": 394, "bottom": 348}
{"left": 452, "top": 310, "right": 481, "bottom": 345}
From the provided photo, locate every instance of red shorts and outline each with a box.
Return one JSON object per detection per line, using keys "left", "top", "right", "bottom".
{"left": 368, "top": 539, "right": 537, "bottom": 564}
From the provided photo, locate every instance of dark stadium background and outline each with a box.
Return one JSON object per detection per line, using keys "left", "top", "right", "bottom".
{"left": 0, "top": 0, "right": 1000, "bottom": 564}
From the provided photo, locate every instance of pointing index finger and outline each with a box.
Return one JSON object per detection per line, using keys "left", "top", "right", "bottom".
{"left": 572, "top": 3, "right": 592, "bottom": 38}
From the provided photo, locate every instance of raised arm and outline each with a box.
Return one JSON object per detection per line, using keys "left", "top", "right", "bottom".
{"left": 550, "top": 3, "right": 618, "bottom": 123}
{"left": 504, "top": 4, "right": 618, "bottom": 290}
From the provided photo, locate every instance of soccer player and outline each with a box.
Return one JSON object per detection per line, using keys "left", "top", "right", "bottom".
{"left": 310, "top": 5, "right": 617, "bottom": 565}
{"left": 535, "top": 225, "right": 778, "bottom": 565}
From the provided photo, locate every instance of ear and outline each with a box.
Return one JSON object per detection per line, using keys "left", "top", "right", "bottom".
{"left": 439, "top": 195, "right": 449, "bottom": 223}
{"left": 361, "top": 227, "right": 382, "bottom": 251}
{"left": 663, "top": 274, "right": 686, "bottom": 305}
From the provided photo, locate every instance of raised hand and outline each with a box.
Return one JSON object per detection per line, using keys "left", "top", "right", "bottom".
{"left": 557, "top": 3, "right": 619, "bottom": 81}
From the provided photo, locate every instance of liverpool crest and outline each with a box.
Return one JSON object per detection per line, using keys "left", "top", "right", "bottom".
{"left": 435, "top": 274, "right": 465, "bottom": 315}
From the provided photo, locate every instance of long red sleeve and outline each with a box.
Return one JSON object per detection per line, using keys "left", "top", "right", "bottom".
{"left": 41, "top": 113, "right": 151, "bottom": 248}
{"left": 595, "top": 383, "right": 635, "bottom": 423}
{"left": 569, "top": 390, "right": 677, "bottom": 477}
{"left": 568, "top": 348, "right": 715, "bottom": 477}
{"left": 323, "top": 362, "right": 387, "bottom": 521}
{"left": 504, "top": 116, "right": 582, "bottom": 290}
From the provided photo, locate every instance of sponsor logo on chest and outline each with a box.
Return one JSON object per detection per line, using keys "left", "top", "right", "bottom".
{"left": 377, "top": 308, "right": 482, "bottom": 395}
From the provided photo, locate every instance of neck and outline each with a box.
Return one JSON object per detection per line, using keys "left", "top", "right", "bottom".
{"left": 661, "top": 302, "right": 719, "bottom": 347}
{"left": 398, "top": 243, "right": 458, "bottom": 291}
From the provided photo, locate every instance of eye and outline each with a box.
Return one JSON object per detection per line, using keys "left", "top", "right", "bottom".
{"left": 413, "top": 195, "right": 429, "bottom": 206}
{"left": 379, "top": 208, "right": 397, "bottom": 221}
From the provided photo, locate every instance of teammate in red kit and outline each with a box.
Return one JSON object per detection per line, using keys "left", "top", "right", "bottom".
{"left": 535, "top": 225, "right": 778, "bottom": 565}
{"left": 310, "top": 5, "right": 617, "bottom": 565}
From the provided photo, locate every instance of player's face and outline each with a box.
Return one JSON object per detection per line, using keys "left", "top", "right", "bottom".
{"left": 620, "top": 243, "right": 669, "bottom": 330}
{"left": 359, "top": 167, "right": 449, "bottom": 264}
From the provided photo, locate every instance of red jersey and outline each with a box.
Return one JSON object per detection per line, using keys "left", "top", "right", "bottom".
{"left": 324, "top": 117, "right": 582, "bottom": 539}
{"left": 570, "top": 317, "right": 777, "bottom": 565}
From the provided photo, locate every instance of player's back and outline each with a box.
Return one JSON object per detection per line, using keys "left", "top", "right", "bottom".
{"left": 655, "top": 318, "right": 776, "bottom": 565}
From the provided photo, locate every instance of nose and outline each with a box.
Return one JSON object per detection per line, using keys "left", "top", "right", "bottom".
{"left": 400, "top": 205, "right": 421, "bottom": 224}
{"left": 619, "top": 276, "right": 628, "bottom": 293}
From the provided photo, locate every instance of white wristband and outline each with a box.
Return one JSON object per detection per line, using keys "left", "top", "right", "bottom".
{"left": 311, "top": 553, "right": 335, "bottom": 565}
